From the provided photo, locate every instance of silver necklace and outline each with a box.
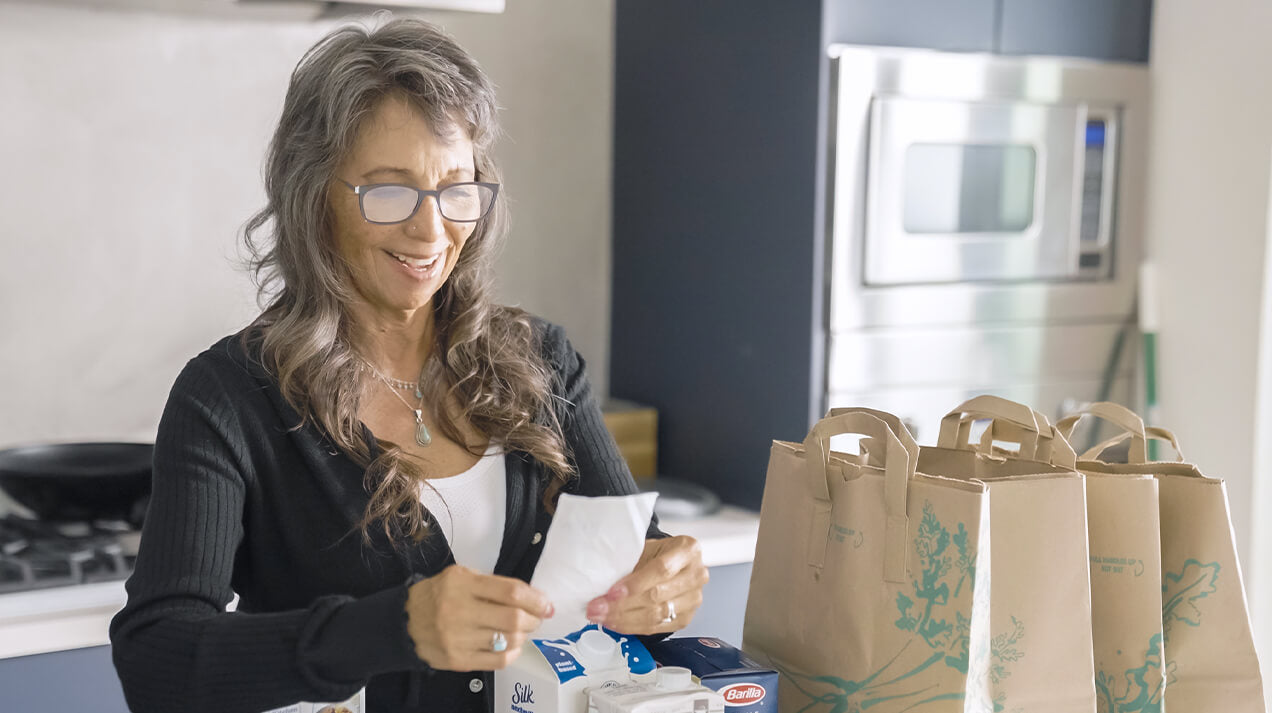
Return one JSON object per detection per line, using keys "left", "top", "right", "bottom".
{"left": 358, "top": 358, "right": 420, "bottom": 393}
{"left": 360, "top": 359, "right": 432, "bottom": 447}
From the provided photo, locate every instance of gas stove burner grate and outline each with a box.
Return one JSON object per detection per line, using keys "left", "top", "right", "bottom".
{"left": 0, "top": 515, "right": 138, "bottom": 594}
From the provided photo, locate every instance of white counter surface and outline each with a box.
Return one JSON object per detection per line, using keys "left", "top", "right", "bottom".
{"left": 0, "top": 581, "right": 127, "bottom": 659}
{"left": 656, "top": 504, "right": 760, "bottom": 568}
{"left": 0, "top": 505, "right": 759, "bottom": 660}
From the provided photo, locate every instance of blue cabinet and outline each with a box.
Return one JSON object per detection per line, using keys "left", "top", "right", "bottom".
{"left": 673, "top": 563, "right": 754, "bottom": 648}
{"left": 0, "top": 646, "right": 130, "bottom": 713}
{"left": 999, "top": 0, "right": 1153, "bottom": 62}
{"left": 612, "top": 0, "right": 825, "bottom": 509}
{"left": 824, "top": 0, "right": 997, "bottom": 52}
{"left": 821, "top": 0, "right": 1153, "bottom": 61}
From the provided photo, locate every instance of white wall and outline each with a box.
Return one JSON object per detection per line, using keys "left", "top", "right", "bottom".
{"left": 1145, "top": 0, "right": 1272, "bottom": 688}
{"left": 424, "top": 2, "right": 615, "bottom": 396}
{"left": 0, "top": 1, "right": 615, "bottom": 455}
{"left": 1255, "top": 146, "right": 1272, "bottom": 705}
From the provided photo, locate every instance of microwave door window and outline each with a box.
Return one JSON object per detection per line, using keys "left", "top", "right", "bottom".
{"left": 902, "top": 143, "right": 1037, "bottom": 234}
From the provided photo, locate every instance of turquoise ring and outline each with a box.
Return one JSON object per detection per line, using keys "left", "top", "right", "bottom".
{"left": 491, "top": 630, "right": 508, "bottom": 653}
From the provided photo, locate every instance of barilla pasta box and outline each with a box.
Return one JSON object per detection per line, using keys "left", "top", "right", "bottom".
{"left": 645, "top": 637, "right": 777, "bottom": 713}
{"left": 262, "top": 688, "right": 364, "bottom": 713}
{"left": 495, "top": 625, "right": 657, "bottom": 713}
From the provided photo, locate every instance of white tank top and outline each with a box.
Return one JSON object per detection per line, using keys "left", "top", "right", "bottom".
{"left": 417, "top": 444, "right": 507, "bottom": 575}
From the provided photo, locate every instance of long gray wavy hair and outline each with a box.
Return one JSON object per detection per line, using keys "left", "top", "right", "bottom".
{"left": 241, "top": 15, "right": 573, "bottom": 545}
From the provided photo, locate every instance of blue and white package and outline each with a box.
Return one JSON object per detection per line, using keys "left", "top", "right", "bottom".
{"left": 496, "top": 624, "right": 656, "bottom": 713}
{"left": 645, "top": 637, "right": 778, "bottom": 713}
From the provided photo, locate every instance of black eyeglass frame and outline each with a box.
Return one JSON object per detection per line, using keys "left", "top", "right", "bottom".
{"left": 337, "top": 178, "right": 501, "bottom": 225}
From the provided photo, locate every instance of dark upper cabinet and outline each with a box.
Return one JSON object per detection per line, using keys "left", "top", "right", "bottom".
{"left": 824, "top": 0, "right": 997, "bottom": 52}
{"left": 998, "top": 0, "right": 1153, "bottom": 62}
{"left": 612, "top": 0, "right": 826, "bottom": 508}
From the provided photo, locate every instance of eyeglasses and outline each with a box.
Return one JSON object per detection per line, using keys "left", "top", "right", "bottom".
{"left": 337, "top": 179, "right": 500, "bottom": 225}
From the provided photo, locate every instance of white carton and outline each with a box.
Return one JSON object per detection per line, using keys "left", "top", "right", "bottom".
{"left": 495, "top": 625, "right": 656, "bottom": 713}
{"left": 586, "top": 667, "right": 725, "bottom": 713}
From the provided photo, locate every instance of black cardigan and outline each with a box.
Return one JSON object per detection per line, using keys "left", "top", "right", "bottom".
{"left": 109, "top": 318, "right": 663, "bottom": 713}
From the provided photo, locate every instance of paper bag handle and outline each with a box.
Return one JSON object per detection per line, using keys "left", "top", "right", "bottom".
{"left": 826, "top": 407, "right": 920, "bottom": 468}
{"left": 803, "top": 410, "right": 915, "bottom": 583}
{"left": 1146, "top": 427, "right": 1185, "bottom": 461}
{"left": 1084, "top": 425, "right": 1186, "bottom": 463}
{"left": 1056, "top": 402, "right": 1147, "bottom": 464}
{"left": 969, "top": 409, "right": 1078, "bottom": 468}
{"left": 939, "top": 395, "right": 1042, "bottom": 458}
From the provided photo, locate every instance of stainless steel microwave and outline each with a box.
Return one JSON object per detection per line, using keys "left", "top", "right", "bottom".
{"left": 820, "top": 46, "right": 1148, "bottom": 437}
{"left": 830, "top": 46, "right": 1148, "bottom": 288}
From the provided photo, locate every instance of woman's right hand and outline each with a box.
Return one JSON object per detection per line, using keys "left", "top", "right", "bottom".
{"left": 404, "top": 564, "right": 555, "bottom": 671}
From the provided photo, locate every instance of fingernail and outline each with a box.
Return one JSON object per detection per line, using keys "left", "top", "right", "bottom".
{"left": 544, "top": 602, "right": 555, "bottom": 618}
{"left": 587, "top": 601, "right": 608, "bottom": 619}
{"left": 606, "top": 584, "right": 627, "bottom": 601}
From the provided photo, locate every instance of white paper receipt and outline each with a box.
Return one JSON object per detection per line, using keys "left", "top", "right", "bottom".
{"left": 529, "top": 492, "right": 658, "bottom": 640}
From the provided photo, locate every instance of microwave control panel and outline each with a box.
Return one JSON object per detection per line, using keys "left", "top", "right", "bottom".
{"left": 1077, "top": 111, "right": 1118, "bottom": 280}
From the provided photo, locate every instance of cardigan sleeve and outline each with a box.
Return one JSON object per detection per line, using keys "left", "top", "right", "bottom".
{"left": 109, "top": 356, "right": 426, "bottom": 713}
{"left": 540, "top": 322, "right": 667, "bottom": 540}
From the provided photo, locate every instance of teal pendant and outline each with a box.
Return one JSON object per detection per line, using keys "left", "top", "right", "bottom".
{"left": 414, "top": 409, "right": 432, "bottom": 447}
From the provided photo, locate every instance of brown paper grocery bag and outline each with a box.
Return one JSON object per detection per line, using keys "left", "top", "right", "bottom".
{"left": 742, "top": 409, "right": 995, "bottom": 713}
{"left": 1055, "top": 403, "right": 1166, "bottom": 713}
{"left": 921, "top": 396, "right": 1097, "bottom": 713}
{"left": 1078, "top": 426, "right": 1266, "bottom": 712}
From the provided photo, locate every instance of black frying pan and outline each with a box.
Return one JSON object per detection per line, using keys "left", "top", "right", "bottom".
{"left": 0, "top": 442, "right": 153, "bottom": 526}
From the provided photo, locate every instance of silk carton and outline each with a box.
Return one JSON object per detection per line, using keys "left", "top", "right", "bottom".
{"left": 496, "top": 625, "right": 656, "bottom": 713}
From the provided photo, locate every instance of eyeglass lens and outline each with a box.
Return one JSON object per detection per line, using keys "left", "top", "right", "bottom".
{"left": 361, "top": 184, "right": 495, "bottom": 224}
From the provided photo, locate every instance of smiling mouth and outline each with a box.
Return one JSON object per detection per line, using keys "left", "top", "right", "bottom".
{"left": 386, "top": 250, "right": 443, "bottom": 269}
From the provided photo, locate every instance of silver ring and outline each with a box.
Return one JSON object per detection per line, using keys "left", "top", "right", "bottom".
{"left": 491, "top": 630, "right": 508, "bottom": 653}
{"left": 660, "top": 600, "right": 677, "bottom": 624}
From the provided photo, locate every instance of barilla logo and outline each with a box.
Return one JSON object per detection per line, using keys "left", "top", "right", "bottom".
{"left": 697, "top": 638, "right": 722, "bottom": 649}
{"left": 720, "top": 683, "right": 766, "bottom": 706}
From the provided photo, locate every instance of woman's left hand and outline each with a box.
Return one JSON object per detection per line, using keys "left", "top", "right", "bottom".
{"left": 585, "top": 535, "right": 709, "bottom": 635}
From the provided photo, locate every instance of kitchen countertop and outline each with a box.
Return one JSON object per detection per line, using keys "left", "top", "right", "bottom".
{"left": 655, "top": 504, "right": 760, "bottom": 568}
{"left": 0, "top": 505, "right": 759, "bottom": 660}
{"left": 0, "top": 581, "right": 128, "bottom": 659}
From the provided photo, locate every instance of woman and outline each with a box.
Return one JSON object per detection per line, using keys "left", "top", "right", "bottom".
{"left": 109, "top": 16, "right": 707, "bottom": 713}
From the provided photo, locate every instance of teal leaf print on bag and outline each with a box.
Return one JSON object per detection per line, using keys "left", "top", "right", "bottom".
{"left": 1088, "top": 558, "right": 1210, "bottom": 712}
{"left": 1095, "top": 671, "right": 1117, "bottom": 713}
{"left": 912, "top": 503, "right": 954, "bottom": 648}
{"left": 1093, "top": 632, "right": 1169, "bottom": 713}
{"left": 945, "top": 611, "right": 973, "bottom": 674}
{"left": 1161, "top": 559, "right": 1220, "bottom": 639}
{"left": 989, "top": 617, "right": 1025, "bottom": 686}
{"left": 783, "top": 502, "right": 998, "bottom": 712}
{"left": 783, "top": 646, "right": 953, "bottom": 713}
{"left": 896, "top": 593, "right": 918, "bottom": 632}
{"left": 953, "top": 523, "right": 975, "bottom": 598}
